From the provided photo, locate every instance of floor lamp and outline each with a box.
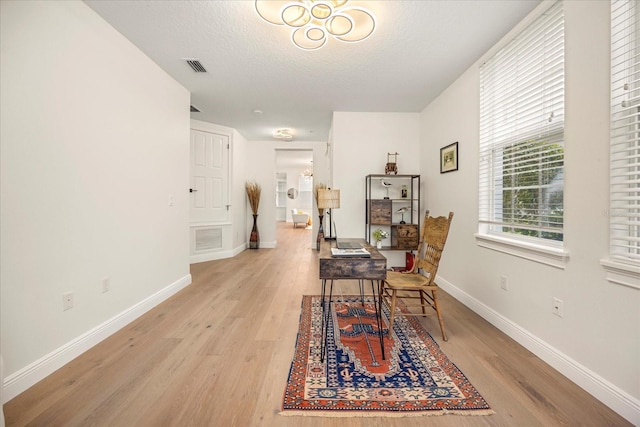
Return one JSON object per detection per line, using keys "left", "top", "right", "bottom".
{"left": 318, "top": 188, "right": 340, "bottom": 240}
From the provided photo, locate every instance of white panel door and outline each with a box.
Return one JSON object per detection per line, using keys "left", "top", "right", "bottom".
{"left": 190, "top": 129, "right": 229, "bottom": 223}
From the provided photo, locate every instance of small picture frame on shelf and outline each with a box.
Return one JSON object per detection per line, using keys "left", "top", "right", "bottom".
{"left": 440, "top": 142, "right": 458, "bottom": 174}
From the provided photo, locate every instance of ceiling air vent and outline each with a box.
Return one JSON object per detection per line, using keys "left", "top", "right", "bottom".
{"left": 190, "top": 105, "right": 201, "bottom": 113}
{"left": 184, "top": 59, "right": 207, "bottom": 73}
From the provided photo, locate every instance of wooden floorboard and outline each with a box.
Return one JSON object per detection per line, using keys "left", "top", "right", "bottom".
{"left": 4, "top": 222, "right": 631, "bottom": 426}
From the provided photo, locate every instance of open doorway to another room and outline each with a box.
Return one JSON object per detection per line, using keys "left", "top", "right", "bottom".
{"left": 275, "top": 149, "right": 314, "bottom": 229}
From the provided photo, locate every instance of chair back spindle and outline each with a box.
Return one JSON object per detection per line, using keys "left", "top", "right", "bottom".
{"left": 413, "top": 211, "right": 454, "bottom": 286}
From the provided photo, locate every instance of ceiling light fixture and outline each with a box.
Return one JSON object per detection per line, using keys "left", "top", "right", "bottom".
{"left": 255, "top": 0, "right": 376, "bottom": 51}
{"left": 273, "top": 128, "right": 294, "bottom": 140}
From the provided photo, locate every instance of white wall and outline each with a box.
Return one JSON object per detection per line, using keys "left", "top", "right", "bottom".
{"left": 232, "top": 129, "right": 248, "bottom": 251}
{"left": 332, "top": 112, "right": 421, "bottom": 267}
{"left": 421, "top": 1, "right": 639, "bottom": 423}
{"left": 0, "top": 0, "right": 191, "bottom": 401}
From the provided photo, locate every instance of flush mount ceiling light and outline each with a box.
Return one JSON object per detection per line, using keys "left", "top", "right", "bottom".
{"left": 255, "top": 0, "right": 376, "bottom": 51}
{"left": 273, "top": 128, "right": 294, "bottom": 140}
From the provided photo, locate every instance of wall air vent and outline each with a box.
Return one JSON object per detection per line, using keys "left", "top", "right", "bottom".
{"left": 190, "top": 105, "right": 201, "bottom": 113}
{"left": 184, "top": 59, "right": 207, "bottom": 73}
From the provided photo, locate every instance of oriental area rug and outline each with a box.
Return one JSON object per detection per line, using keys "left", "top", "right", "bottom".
{"left": 281, "top": 295, "right": 493, "bottom": 417}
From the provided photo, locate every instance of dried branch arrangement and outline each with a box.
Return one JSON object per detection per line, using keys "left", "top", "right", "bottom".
{"left": 314, "top": 183, "right": 326, "bottom": 215}
{"left": 245, "top": 181, "right": 261, "bottom": 215}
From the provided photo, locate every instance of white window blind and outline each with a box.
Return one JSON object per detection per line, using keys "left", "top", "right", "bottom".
{"left": 479, "top": 1, "right": 565, "bottom": 244}
{"left": 610, "top": 0, "right": 640, "bottom": 263}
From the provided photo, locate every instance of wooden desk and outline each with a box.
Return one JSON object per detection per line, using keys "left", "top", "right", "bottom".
{"left": 319, "top": 239, "right": 387, "bottom": 280}
{"left": 318, "top": 239, "right": 387, "bottom": 361}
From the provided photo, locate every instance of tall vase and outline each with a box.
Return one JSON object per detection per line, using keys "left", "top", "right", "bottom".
{"left": 316, "top": 214, "right": 324, "bottom": 251}
{"left": 250, "top": 214, "right": 259, "bottom": 249}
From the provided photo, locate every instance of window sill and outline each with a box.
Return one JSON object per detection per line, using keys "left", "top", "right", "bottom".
{"left": 475, "top": 233, "right": 569, "bottom": 269}
{"left": 600, "top": 259, "right": 640, "bottom": 290}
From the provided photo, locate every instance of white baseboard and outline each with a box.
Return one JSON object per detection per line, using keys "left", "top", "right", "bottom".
{"left": 2, "top": 274, "right": 192, "bottom": 403}
{"left": 252, "top": 240, "right": 276, "bottom": 249}
{"left": 437, "top": 275, "right": 640, "bottom": 426}
{"left": 190, "top": 244, "right": 247, "bottom": 264}
{"left": 190, "top": 250, "right": 234, "bottom": 264}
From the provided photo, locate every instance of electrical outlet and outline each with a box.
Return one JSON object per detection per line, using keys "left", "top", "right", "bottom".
{"left": 63, "top": 292, "right": 74, "bottom": 311}
{"left": 102, "top": 276, "right": 110, "bottom": 293}
{"left": 552, "top": 297, "right": 564, "bottom": 317}
{"left": 500, "top": 275, "right": 508, "bottom": 291}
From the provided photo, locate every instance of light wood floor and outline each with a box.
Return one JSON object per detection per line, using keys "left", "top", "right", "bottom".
{"left": 5, "top": 222, "right": 631, "bottom": 426}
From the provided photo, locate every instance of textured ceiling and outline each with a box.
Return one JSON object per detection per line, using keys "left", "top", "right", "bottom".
{"left": 85, "top": 0, "right": 540, "bottom": 142}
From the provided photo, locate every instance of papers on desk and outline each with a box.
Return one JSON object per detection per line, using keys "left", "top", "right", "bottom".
{"left": 331, "top": 247, "right": 371, "bottom": 258}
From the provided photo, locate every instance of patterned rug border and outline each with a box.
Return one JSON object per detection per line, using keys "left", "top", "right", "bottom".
{"left": 280, "top": 295, "right": 494, "bottom": 418}
{"left": 280, "top": 408, "right": 494, "bottom": 418}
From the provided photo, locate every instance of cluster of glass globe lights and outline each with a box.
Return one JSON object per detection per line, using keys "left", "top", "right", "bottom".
{"left": 255, "top": 0, "right": 376, "bottom": 50}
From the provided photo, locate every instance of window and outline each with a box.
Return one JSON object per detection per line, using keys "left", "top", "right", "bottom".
{"left": 276, "top": 173, "right": 287, "bottom": 207}
{"left": 610, "top": 0, "right": 640, "bottom": 265}
{"left": 478, "top": 1, "right": 565, "bottom": 249}
{"left": 298, "top": 175, "right": 313, "bottom": 209}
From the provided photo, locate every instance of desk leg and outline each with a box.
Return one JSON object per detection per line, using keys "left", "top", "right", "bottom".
{"left": 358, "top": 280, "right": 365, "bottom": 306}
{"left": 320, "top": 279, "right": 334, "bottom": 363}
{"left": 370, "top": 280, "right": 386, "bottom": 360}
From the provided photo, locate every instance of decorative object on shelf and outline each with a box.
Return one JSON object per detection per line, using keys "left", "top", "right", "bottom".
{"left": 380, "top": 178, "right": 392, "bottom": 199}
{"left": 287, "top": 187, "right": 298, "bottom": 199}
{"left": 372, "top": 228, "right": 388, "bottom": 249}
{"left": 314, "top": 183, "right": 327, "bottom": 250}
{"left": 245, "top": 180, "right": 261, "bottom": 249}
{"left": 401, "top": 185, "right": 408, "bottom": 198}
{"left": 385, "top": 152, "right": 398, "bottom": 175}
{"left": 254, "top": 0, "right": 376, "bottom": 51}
{"left": 317, "top": 188, "right": 340, "bottom": 241}
{"left": 396, "top": 206, "right": 411, "bottom": 224}
{"left": 440, "top": 142, "right": 459, "bottom": 173}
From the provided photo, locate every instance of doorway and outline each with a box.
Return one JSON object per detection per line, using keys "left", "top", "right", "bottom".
{"left": 275, "top": 149, "right": 314, "bottom": 225}
{"left": 189, "top": 127, "right": 231, "bottom": 263}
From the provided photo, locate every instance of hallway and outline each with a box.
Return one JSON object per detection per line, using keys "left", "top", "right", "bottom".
{"left": 4, "top": 222, "right": 630, "bottom": 426}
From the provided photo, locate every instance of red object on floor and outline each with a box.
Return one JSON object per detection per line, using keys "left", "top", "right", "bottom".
{"left": 391, "top": 252, "right": 415, "bottom": 272}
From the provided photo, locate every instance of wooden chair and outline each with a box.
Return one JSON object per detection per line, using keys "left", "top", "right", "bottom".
{"left": 380, "top": 211, "right": 453, "bottom": 341}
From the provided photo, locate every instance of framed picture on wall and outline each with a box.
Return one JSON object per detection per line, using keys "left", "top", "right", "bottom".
{"left": 440, "top": 142, "right": 458, "bottom": 173}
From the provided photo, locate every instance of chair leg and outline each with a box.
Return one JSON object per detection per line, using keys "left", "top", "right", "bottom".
{"left": 419, "top": 289, "right": 428, "bottom": 315}
{"left": 431, "top": 289, "right": 448, "bottom": 341}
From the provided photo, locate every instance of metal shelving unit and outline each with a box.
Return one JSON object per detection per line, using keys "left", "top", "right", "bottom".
{"left": 365, "top": 174, "right": 420, "bottom": 250}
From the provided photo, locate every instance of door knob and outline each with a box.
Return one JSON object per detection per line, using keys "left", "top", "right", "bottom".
{"left": 189, "top": 188, "right": 198, "bottom": 193}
